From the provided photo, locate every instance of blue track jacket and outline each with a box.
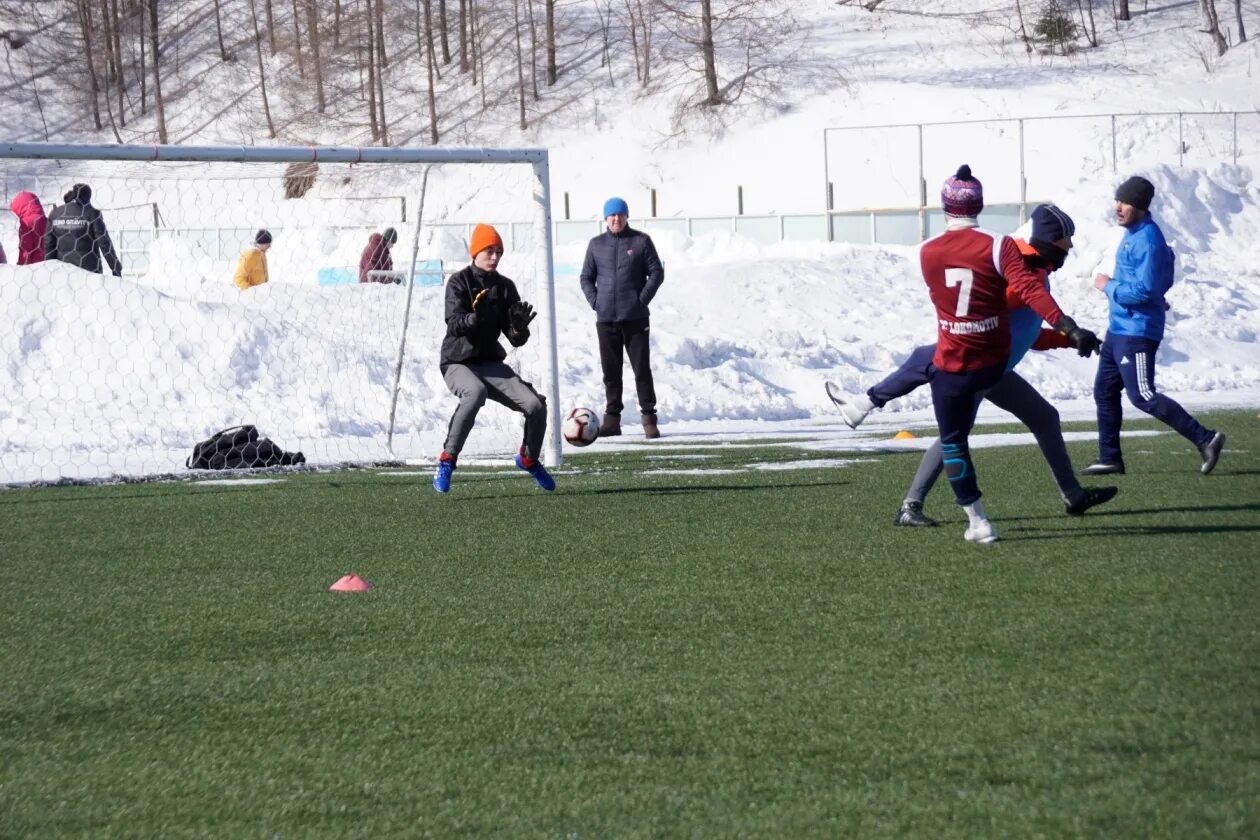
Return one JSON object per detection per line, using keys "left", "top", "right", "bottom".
{"left": 1102, "top": 215, "right": 1175, "bottom": 341}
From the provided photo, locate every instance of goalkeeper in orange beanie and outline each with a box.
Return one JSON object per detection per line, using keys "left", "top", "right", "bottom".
{"left": 432, "top": 223, "right": 554, "bottom": 493}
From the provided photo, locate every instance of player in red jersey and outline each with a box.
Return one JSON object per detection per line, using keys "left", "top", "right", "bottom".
{"left": 922, "top": 165, "right": 1099, "bottom": 544}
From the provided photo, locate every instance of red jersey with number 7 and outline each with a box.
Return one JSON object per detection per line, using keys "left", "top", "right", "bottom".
{"left": 919, "top": 225, "right": 1065, "bottom": 373}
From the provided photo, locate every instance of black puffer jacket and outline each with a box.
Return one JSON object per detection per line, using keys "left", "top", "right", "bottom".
{"left": 579, "top": 226, "right": 664, "bottom": 323}
{"left": 440, "top": 265, "right": 529, "bottom": 370}
{"left": 44, "top": 196, "right": 123, "bottom": 276}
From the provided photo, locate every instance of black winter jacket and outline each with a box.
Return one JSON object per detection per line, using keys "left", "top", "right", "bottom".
{"left": 440, "top": 265, "right": 529, "bottom": 370}
{"left": 44, "top": 200, "right": 123, "bottom": 276}
{"left": 579, "top": 226, "right": 664, "bottom": 323}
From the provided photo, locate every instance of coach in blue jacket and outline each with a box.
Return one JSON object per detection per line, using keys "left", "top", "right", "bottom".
{"left": 1081, "top": 176, "right": 1224, "bottom": 476}
{"left": 580, "top": 197, "right": 665, "bottom": 439}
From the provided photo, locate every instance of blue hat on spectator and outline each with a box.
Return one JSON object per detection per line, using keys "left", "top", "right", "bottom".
{"left": 603, "top": 197, "right": 629, "bottom": 218}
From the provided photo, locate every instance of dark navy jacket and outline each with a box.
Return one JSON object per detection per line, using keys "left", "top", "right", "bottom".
{"left": 579, "top": 226, "right": 664, "bottom": 323}
{"left": 440, "top": 264, "right": 528, "bottom": 370}
{"left": 43, "top": 199, "right": 123, "bottom": 276}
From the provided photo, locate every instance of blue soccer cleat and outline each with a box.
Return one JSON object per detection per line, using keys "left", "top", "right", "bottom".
{"left": 433, "top": 458, "right": 455, "bottom": 493}
{"left": 515, "top": 453, "right": 555, "bottom": 492}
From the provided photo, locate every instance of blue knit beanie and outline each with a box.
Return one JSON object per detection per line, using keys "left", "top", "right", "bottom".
{"left": 603, "top": 197, "right": 629, "bottom": 218}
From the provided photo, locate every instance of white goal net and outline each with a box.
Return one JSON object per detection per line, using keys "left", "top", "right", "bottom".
{"left": 0, "top": 143, "right": 561, "bottom": 485}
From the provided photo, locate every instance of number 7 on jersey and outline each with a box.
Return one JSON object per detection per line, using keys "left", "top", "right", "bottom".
{"left": 945, "top": 267, "right": 974, "bottom": 317}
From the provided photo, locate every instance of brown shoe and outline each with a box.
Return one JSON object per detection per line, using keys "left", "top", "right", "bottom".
{"left": 598, "top": 413, "right": 621, "bottom": 437}
{"left": 642, "top": 413, "right": 660, "bottom": 439}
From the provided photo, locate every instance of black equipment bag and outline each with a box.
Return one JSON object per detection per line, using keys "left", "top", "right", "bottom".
{"left": 186, "top": 425, "right": 305, "bottom": 470}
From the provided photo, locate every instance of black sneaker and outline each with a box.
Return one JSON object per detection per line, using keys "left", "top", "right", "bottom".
{"left": 1064, "top": 486, "right": 1118, "bottom": 516}
{"left": 893, "top": 500, "right": 938, "bottom": 527}
{"left": 1080, "top": 461, "right": 1125, "bottom": 476}
{"left": 1199, "top": 431, "right": 1225, "bottom": 475}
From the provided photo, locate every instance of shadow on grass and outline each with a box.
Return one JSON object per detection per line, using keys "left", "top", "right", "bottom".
{"left": 448, "top": 479, "right": 851, "bottom": 501}
{"left": 1007, "top": 522, "right": 1260, "bottom": 541}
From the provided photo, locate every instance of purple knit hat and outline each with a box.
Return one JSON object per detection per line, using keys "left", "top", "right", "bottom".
{"left": 941, "top": 165, "right": 984, "bottom": 217}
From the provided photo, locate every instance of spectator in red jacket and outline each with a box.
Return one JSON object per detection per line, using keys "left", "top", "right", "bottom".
{"left": 359, "top": 227, "right": 398, "bottom": 283}
{"left": 9, "top": 191, "right": 47, "bottom": 265}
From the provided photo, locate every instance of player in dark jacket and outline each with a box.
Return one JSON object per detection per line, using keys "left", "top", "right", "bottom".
{"left": 433, "top": 224, "right": 553, "bottom": 494}
{"left": 43, "top": 184, "right": 122, "bottom": 276}
{"left": 579, "top": 197, "right": 665, "bottom": 439}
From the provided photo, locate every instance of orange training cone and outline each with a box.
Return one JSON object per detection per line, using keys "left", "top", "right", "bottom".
{"left": 329, "top": 574, "right": 373, "bottom": 592}
{"left": 893, "top": 430, "right": 915, "bottom": 440}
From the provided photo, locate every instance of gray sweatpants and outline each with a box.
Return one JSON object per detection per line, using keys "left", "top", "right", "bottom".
{"left": 905, "top": 370, "right": 1081, "bottom": 506}
{"left": 442, "top": 361, "right": 547, "bottom": 460}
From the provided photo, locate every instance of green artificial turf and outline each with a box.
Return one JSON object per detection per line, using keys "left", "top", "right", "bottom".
{"left": 1, "top": 409, "right": 1257, "bottom": 838}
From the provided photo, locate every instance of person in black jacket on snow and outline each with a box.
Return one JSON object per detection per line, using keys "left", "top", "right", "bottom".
{"left": 44, "top": 183, "right": 123, "bottom": 276}
{"left": 579, "top": 197, "right": 665, "bottom": 439}
{"left": 432, "top": 223, "right": 554, "bottom": 495}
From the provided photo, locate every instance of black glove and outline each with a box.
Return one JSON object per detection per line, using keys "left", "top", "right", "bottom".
{"left": 509, "top": 301, "right": 537, "bottom": 333}
{"left": 1057, "top": 314, "right": 1101, "bottom": 358}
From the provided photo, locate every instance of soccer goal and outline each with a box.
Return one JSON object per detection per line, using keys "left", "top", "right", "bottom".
{"left": 0, "top": 142, "right": 562, "bottom": 485}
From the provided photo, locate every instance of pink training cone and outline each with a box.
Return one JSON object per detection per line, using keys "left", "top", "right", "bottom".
{"left": 329, "top": 574, "right": 373, "bottom": 592}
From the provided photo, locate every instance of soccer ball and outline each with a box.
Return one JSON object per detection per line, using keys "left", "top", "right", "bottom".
{"left": 562, "top": 407, "right": 600, "bottom": 447}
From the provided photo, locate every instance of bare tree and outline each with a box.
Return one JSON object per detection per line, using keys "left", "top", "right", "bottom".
{"left": 291, "top": 0, "right": 305, "bottom": 77}
{"left": 365, "top": 0, "right": 381, "bottom": 139}
{"left": 545, "top": 0, "right": 556, "bottom": 84}
{"left": 265, "top": 0, "right": 277, "bottom": 52}
{"left": 460, "top": 0, "right": 469, "bottom": 72}
{"left": 472, "top": 0, "right": 487, "bottom": 106}
{"left": 249, "top": 0, "right": 276, "bottom": 137}
{"left": 1115, "top": 0, "right": 1130, "bottom": 21}
{"left": 306, "top": 0, "right": 326, "bottom": 111}
{"left": 438, "top": 0, "right": 451, "bottom": 63}
{"left": 1077, "top": 0, "right": 1099, "bottom": 47}
{"left": 625, "top": 0, "right": 655, "bottom": 84}
{"left": 1235, "top": 0, "right": 1247, "bottom": 43}
{"left": 1199, "top": 0, "right": 1228, "bottom": 55}
{"left": 375, "top": 0, "right": 389, "bottom": 143}
{"left": 76, "top": 0, "right": 103, "bottom": 130}
{"left": 148, "top": 0, "right": 168, "bottom": 143}
{"left": 526, "top": 0, "right": 539, "bottom": 99}
{"left": 212, "top": 0, "right": 229, "bottom": 60}
{"left": 1014, "top": 0, "right": 1034, "bottom": 53}
{"left": 422, "top": 0, "right": 440, "bottom": 141}
{"left": 513, "top": 0, "right": 527, "bottom": 128}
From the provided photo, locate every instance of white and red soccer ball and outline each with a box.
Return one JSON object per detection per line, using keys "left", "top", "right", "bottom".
{"left": 562, "top": 407, "right": 600, "bottom": 447}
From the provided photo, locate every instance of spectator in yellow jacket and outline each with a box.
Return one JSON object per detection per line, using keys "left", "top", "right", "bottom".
{"left": 234, "top": 229, "right": 272, "bottom": 290}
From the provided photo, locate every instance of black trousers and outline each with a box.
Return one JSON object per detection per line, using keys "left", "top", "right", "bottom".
{"left": 597, "top": 319, "right": 656, "bottom": 416}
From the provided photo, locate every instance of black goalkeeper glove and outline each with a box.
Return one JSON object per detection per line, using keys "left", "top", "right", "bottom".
{"left": 1056, "top": 315, "right": 1101, "bottom": 358}
{"left": 509, "top": 301, "right": 537, "bottom": 333}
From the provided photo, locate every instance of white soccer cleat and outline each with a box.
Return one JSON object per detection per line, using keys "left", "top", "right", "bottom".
{"left": 964, "top": 518, "right": 999, "bottom": 544}
{"left": 825, "top": 382, "right": 873, "bottom": 430}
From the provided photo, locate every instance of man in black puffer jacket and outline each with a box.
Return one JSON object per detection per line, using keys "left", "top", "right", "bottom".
{"left": 432, "top": 223, "right": 554, "bottom": 495}
{"left": 579, "top": 197, "right": 665, "bottom": 439}
{"left": 43, "top": 183, "right": 123, "bottom": 276}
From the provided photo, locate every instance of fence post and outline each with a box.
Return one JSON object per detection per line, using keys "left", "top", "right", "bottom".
{"left": 822, "top": 128, "right": 830, "bottom": 214}
{"left": 737, "top": 185, "right": 744, "bottom": 215}
{"left": 400, "top": 196, "right": 407, "bottom": 223}
{"left": 917, "top": 123, "right": 925, "bottom": 241}
{"left": 1111, "top": 115, "right": 1117, "bottom": 173}
{"left": 1018, "top": 119, "right": 1027, "bottom": 224}
{"left": 1178, "top": 113, "right": 1184, "bottom": 167}
{"left": 564, "top": 191, "right": 570, "bottom": 220}
{"left": 651, "top": 188, "right": 657, "bottom": 217}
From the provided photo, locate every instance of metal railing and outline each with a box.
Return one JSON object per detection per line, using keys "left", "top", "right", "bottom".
{"left": 822, "top": 110, "right": 1259, "bottom": 215}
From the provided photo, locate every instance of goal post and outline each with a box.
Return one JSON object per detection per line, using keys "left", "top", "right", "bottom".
{"left": 0, "top": 142, "right": 563, "bottom": 485}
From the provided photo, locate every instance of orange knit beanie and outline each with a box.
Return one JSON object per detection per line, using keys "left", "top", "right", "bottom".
{"left": 469, "top": 223, "right": 503, "bottom": 258}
